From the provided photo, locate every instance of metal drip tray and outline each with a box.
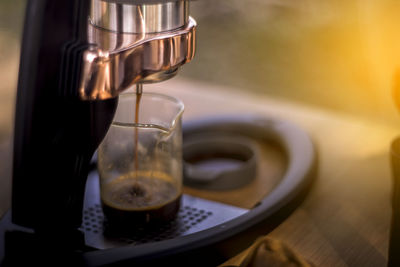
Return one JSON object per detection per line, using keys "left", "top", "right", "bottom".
{"left": 82, "top": 172, "right": 248, "bottom": 250}
{"left": 79, "top": 115, "right": 316, "bottom": 266}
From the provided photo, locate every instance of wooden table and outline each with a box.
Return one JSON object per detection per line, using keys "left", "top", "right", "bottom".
{"left": 1, "top": 78, "right": 398, "bottom": 266}
{"left": 149, "top": 78, "right": 398, "bottom": 266}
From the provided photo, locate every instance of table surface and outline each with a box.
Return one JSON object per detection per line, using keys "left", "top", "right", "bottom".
{"left": 1, "top": 78, "right": 399, "bottom": 266}
{"left": 149, "top": 78, "right": 398, "bottom": 266}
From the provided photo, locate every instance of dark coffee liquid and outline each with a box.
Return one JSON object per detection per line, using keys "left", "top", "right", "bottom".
{"left": 134, "top": 91, "right": 142, "bottom": 171}
{"left": 102, "top": 172, "right": 181, "bottom": 229}
{"left": 102, "top": 199, "right": 181, "bottom": 235}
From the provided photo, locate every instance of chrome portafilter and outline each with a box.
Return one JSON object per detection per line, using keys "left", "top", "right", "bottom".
{"left": 79, "top": 0, "right": 196, "bottom": 100}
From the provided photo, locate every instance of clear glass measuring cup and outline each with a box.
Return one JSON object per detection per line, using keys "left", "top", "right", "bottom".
{"left": 98, "top": 92, "right": 184, "bottom": 229}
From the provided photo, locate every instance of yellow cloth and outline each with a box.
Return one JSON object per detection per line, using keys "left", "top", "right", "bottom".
{"left": 219, "top": 236, "right": 312, "bottom": 267}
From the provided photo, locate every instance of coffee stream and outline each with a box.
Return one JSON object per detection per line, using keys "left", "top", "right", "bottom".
{"left": 134, "top": 83, "right": 142, "bottom": 172}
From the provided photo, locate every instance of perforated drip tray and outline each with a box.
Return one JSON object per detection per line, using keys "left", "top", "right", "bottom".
{"left": 78, "top": 115, "right": 316, "bottom": 263}
{"left": 82, "top": 171, "right": 248, "bottom": 250}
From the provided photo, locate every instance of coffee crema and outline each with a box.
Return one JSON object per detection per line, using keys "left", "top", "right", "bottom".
{"left": 101, "top": 171, "right": 181, "bottom": 228}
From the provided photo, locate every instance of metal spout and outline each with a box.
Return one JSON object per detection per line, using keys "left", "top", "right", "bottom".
{"left": 79, "top": 0, "right": 196, "bottom": 100}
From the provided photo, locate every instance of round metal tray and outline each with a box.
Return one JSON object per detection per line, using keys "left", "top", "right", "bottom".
{"left": 82, "top": 114, "right": 317, "bottom": 266}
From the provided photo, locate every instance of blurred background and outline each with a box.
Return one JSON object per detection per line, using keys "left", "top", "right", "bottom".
{"left": 1, "top": 0, "right": 400, "bottom": 147}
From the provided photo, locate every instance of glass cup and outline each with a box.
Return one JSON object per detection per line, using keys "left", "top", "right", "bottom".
{"left": 97, "top": 92, "right": 184, "bottom": 230}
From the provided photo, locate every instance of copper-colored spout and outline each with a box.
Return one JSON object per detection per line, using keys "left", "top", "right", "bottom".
{"left": 79, "top": 0, "right": 196, "bottom": 100}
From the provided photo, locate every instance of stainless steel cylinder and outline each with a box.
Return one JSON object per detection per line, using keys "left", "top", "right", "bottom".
{"left": 90, "top": 0, "right": 188, "bottom": 33}
{"left": 80, "top": 0, "right": 196, "bottom": 100}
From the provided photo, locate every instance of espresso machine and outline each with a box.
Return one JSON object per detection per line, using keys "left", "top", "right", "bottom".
{"left": 0, "top": 0, "right": 196, "bottom": 265}
{"left": 0, "top": 0, "right": 317, "bottom": 265}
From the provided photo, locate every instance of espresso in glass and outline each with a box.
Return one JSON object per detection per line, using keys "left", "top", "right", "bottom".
{"left": 101, "top": 171, "right": 181, "bottom": 228}
{"left": 98, "top": 91, "right": 184, "bottom": 231}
